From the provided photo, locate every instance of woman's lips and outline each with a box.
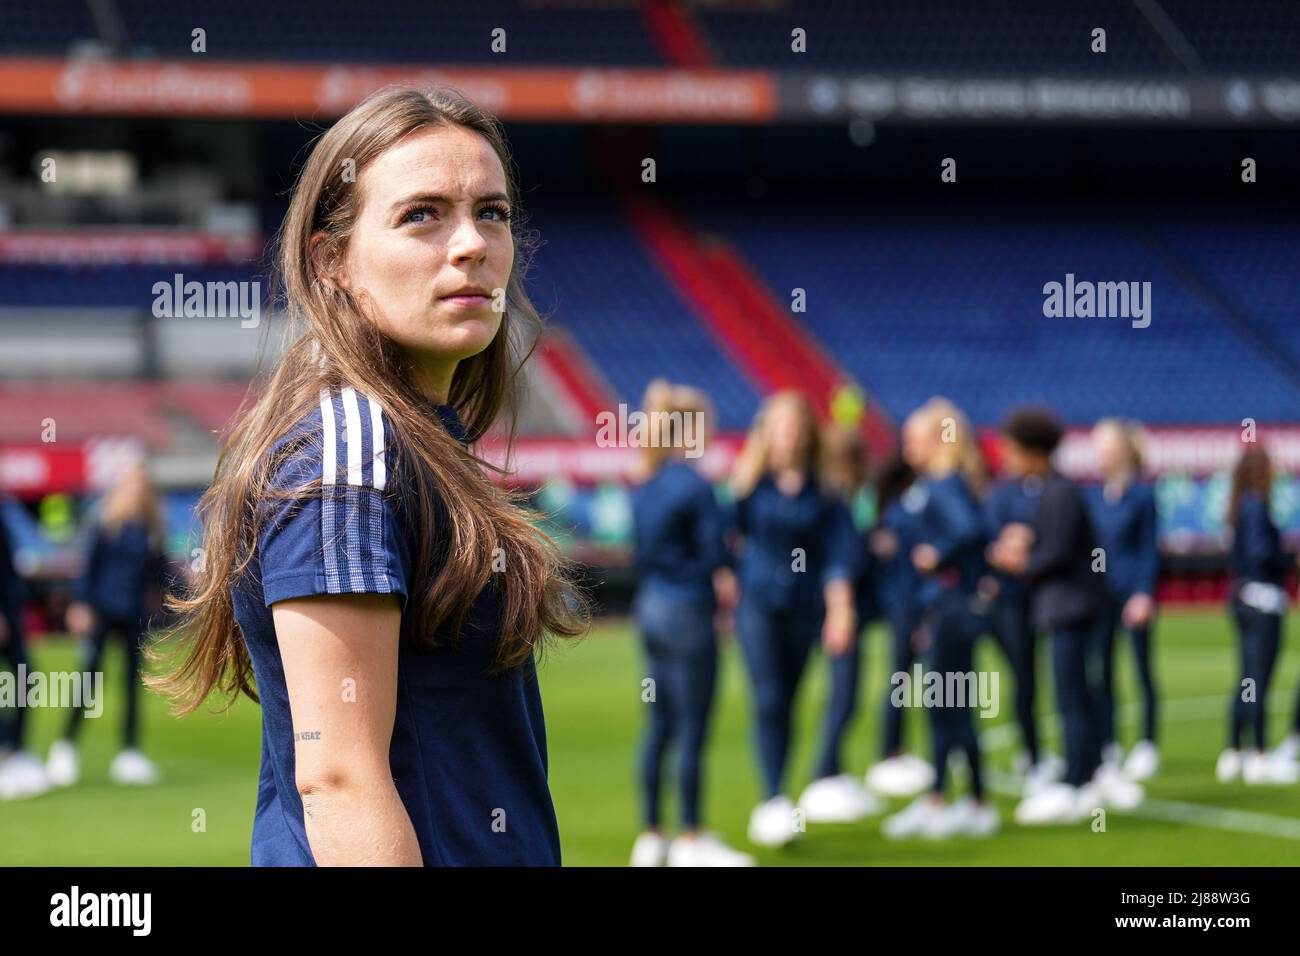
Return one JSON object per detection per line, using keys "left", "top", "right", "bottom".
{"left": 441, "top": 294, "right": 490, "bottom": 307}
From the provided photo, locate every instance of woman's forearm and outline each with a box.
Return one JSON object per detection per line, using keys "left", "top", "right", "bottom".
{"left": 299, "top": 776, "right": 424, "bottom": 866}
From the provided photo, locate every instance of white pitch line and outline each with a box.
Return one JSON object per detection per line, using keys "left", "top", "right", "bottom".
{"left": 976, "top": 693, "right": 1300, "bottom": 841}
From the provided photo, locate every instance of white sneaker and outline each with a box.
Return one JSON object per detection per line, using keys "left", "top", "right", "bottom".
{"left": 1122, "top": 740, "right": 1159, "bottom": 781}
{"left": 109, "top": 749, "right": 161, "bottom": 786}
{"left": 1243, "top": 750, "right": 1300, "bottom": 785}
{"left": 898, "top": 754, "right": 937, "bottom": 792}
{"left": 1215, "top": 748, "right": 1242, "bottom": 783}
{"left": 0, "top": 750, "right": 51, "bottom": 800}
{"left": 46, "top": 739, "right": 79, "bottom": 788}
{"left": 865, "top": 754, "right": 935, "bottom": 797}
{"left": 1014, "top": 783, "right": 1083, "bottom": 825}
{"left": 747, "top": 795, "right": 798, "bottom": 848}
{"left": 1094, "top": 764, "right": 1144, "bottom": 810}
{"left": 1023, "top": 758, "right": 1062, "bottom": 798}
{"left": 1101, "top": 742, "right": 1124, "bottom": 769}
{"left": 667, "top": 832, "right": 756, "bottom": 867}
{"left": 629, "top": 831, "right": 668, "bottom": 867}
{"left": 1274, "top": 734, "right": 1300, "bottom": 764}
{"left": 1012, "top": 750, "right": 1033, "bottom": 776}
{"left": 1073, "top": 782, "right": 1105, "bottom": 820}
{"left": 882, "top": 794, "right": 947, "bottom": 840}
{"left": 798, "top": 774, "right": 884, "bottom": 822}
{"left": 939, "top": 797, "right": 1000, "bottom": 838}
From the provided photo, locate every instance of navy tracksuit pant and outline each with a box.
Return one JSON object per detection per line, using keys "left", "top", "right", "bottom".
{"left": 737, "top": 598, "right": 822, "bottom": 800}
{"left": 1229, "top": 599, "right": 1282, "bottom": 751}
{"left": 634, "top": 589, "right": 718, "bottom": 829}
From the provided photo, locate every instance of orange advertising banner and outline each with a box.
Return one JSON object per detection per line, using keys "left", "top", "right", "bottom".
{"left": 0, "top": 57, "right": 777, "bottom": 122}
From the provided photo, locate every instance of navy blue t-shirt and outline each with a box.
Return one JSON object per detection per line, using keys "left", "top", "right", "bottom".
{"left": 75, "top": 519, "right": 165, "bottom": 621}
{"left": 630, "top": 460, "right": 727, "bottom": 608}
{"left": 230, "top": 386, "right": 561, "bottom": 867}
{"left": 903, "top": 472, "right": 987, "bottom": 608}
{"left": 982, "top": 475, "right": 1044, "bottom": 600}
{"left": 732, "top": 473, "right": 860, "bottom": 613}
{"left": 1085, "top": 481, "right": 1160, "bottom": 601}
{"left": 1229, "top": 490, "right": 1291, "bottom": 586}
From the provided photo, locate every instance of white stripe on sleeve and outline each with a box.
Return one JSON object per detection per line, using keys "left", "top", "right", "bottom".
{"left": 341, "top": 386, "right": 364, "bottom": 486}
{"left": 319, "top": 388, "right": 337, "bottom": 485}
{"left": 369, "top": 396, "right": 386, "bottom": 491}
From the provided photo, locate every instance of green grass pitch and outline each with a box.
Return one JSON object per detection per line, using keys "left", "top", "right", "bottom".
{"left": 2, "top": 609, "right": 1299, "bottom": 866}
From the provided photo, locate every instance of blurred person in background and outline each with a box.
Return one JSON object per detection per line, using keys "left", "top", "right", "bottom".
{"left": 990, "top": 409, "right": 1143, "bottom": 825}
{"left": 0, "top": 494, "right": 51, "bottom": 800}
{"left": 881, "top": 398, "right": 999, "bottom": 840}
{"left": 1215, "top": 446, "right": 1299, "bottom": 785}
{"left": 47, "top": 460, "right": 167, "bottom": 788}
{"left": 1086, "top": 418, "right": 1161, "bottom": 782}
{"left": 863, "top": 452, "right": 935, "bottom": 798}
{"left": 729, "top": 390, "right": 859, "bottom": 848}
{"left": 798, "top": 421, "right": 883, "bottom": 824}
{"left": 982, "top": 425, "right": 1055, "bottom": 797}
{"left": 627, "top": 380, "right": 754, "bottom": 867}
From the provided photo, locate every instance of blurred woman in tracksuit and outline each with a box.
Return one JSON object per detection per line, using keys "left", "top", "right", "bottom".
{"left": 991, "top": 408, "right": 1144, "bottom": 825}
{"left": 982, "top": 441, "right": 1051, "bottom": 794}
{"left": 1215, "top": 446, "right": 1298, "bottom": 786}
{"left": 863, "top": 453, "right": 935, "bottom": 798}
{"left": 798, "top": 423, "right": 883, "bottom": 824}
{"left": 729, "top": 391, "right": 860, "bottom": 848}
{"left": 627, "top": 381, "right": 754, "bottom": 867}
{"left": 0, "top": 496, "right": 51, "bottom": 800}
{"left": 47, "top": 461, "right": 167, "bottom": 788}
{"left": 882, "top": 398, "right": 999, "bottom": 839}
{"left": 1086, "top": 419, "right": 1161, "bottom": 781}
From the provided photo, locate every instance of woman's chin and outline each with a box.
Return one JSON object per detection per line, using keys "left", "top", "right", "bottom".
{"left": 435, "top": 316, "right": 500, "bottom": 358}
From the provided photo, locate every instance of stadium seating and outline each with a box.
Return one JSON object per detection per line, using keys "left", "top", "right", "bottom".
{"left": 695, "top": 197, "right": 1300, "bottom": 426}
{"left": 10, "top": 1, "right": 1296, "bottom": 73}
{"left": 111, "top": 0, "right": 660, "bottom": 65}
{"left": 1157, "top": 0, "right": 1300, "bottom": 71}
{"left": 697, "top": 0, "right": 1177, "bottom": 74}
{"left": 526, "top": 194, "right": 761, "bottom": 431}
{"left": 1158, "top": 208, "right": 1300, "bottom": 373}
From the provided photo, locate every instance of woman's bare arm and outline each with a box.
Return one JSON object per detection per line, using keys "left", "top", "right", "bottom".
{"left": 272, "top": 592, "right": 423, "bottom": 866}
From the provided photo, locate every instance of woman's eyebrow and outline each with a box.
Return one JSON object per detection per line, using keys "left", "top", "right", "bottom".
{"left": 389, "top": 191, "right": 510, "bottom": 212}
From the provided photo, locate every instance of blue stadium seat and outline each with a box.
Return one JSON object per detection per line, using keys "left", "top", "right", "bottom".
{"left": 525, "top": 194, "right": 761, "bottom": 431}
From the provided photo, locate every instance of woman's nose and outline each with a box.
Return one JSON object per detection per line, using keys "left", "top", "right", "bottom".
{"left": 448, "top": 215, "right": 488, "bottom": 263}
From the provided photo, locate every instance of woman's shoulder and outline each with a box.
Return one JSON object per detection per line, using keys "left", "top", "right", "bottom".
{"left": 266, "top": 386, "right": 396, "bottom": 493}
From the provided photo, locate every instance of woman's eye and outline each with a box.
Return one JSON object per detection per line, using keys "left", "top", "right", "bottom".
{"left": 401, "top": 205, "right": 436, "bottom": 224}
{"left": 400, "top": 204, "right": 510, "bottom": 225}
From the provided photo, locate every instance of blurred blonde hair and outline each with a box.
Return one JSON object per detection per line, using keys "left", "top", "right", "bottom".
{"left": 1093, "top": 416, "right": 1146, "bottom": 473}
{"left": 820, "top": 422, "right": 868, "bottom": 499}
{"left": 637, "top": 379, "right": 714, "bottom": 478}
{"left": 731, "top": 390, "right": 821, "bottom": 499}
{"left": 100, "top": 460, "right": 165, "bottom": 549}
{"left": 906, "top": 396, "right": 987, "bottom": 496}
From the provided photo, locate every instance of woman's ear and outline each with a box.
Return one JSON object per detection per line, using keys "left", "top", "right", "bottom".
{"left": 309, "top": 231, "right": 348, "bottom": 293}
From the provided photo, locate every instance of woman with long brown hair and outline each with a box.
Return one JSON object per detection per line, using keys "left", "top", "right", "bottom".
{"left": 1215, "top": 446, "right": 1297, "bottom": 785}
{"left": 148, "top": 86, "right": 587, "bottom": 866}
{"left": 48, "top": 460, "right": 167, "bottom": 789}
